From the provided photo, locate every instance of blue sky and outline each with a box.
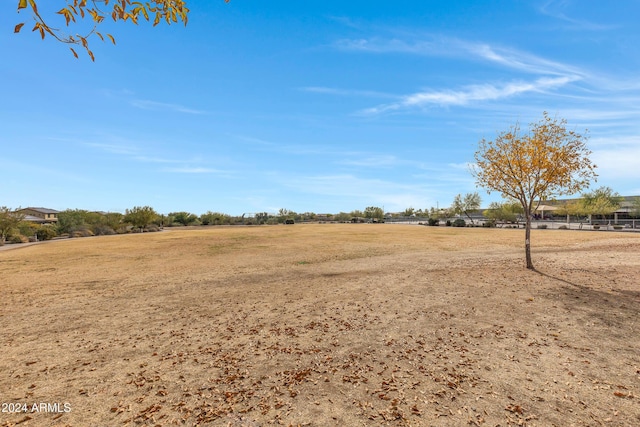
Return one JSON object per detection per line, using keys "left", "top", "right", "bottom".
{"left": 2, "top": 0, "right": 640, "bottom": 215}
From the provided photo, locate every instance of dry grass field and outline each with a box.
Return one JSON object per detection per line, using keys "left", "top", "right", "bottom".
{"left": 1, "top": 224, "right": 639, "bottom": 427}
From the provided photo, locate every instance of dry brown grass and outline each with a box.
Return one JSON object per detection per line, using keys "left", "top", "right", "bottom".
{"left": 1, "top": 224, "right": 639, "bottom": 426}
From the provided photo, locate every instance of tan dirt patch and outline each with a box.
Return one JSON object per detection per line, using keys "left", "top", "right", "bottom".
{"left": 1, "top": 224, "right": 639, "bottom": 426}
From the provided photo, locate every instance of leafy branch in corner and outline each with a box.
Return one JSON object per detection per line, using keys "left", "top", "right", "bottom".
{"left": 15, "top": 0, "right": 230, "bottom": 61}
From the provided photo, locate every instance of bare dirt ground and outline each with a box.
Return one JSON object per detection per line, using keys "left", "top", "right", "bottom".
{"left": 1, "top": 224, "right": 639, "bottom": 427}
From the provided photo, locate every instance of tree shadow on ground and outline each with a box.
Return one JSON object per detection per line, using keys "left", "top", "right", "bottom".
{"left": 533, "top": 268, "right": 640, "bottom": 338}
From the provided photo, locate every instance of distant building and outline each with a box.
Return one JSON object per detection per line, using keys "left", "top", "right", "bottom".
{"left": 17, "top": 207, "right": 59, "bottom": 223}
{"left": 539, "top": 196, "right": 640, "bottom": 222}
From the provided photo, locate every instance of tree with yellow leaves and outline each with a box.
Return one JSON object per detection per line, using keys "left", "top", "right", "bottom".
{"left": 14, "top": 0, "right": 229, "bottom": 61}
{"left": 472, "top": 112, "right": 597, "bottom": 269}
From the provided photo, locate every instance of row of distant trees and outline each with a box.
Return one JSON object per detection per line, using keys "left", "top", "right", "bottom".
{"left": 0, "top": 205, "right": 395, "bottom": 244}
{"left": 382, "top": 187, "right": 640, "bottom": 226}
{"left": 3, "top": 187, "right": 636, "bottom": 244}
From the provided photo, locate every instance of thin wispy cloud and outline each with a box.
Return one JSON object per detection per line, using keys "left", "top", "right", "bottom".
{"left": 277, "top": 173, "right": 434, "bottom": 210}
{"left": 130, "top": 99, "right": 207, "bottom": 115}
{"left": 84, "top": 138, "right": 221, "bottom": 171}
{"left": 590, "top": 135, "right": 640, "bottom": 148}
{"left": 229, "top": 133, "right": 366, "bottom": 158}
{"left": 163, "top": 167, "right": 229, "bottom": 174}
{"left": 330, "top": 34, "right": 589, "bottom": 116}
{"left": 84, "top": 142, "right": 139, "bottom": 156}
{"left": 466, "top": 43, "right": 586, "bottom": 77}
{"left": 557, "top": 108, "right": 640, "bottom": 124}
{"left": 539, "top": 0, "right": 617, "bottom": 31}
{"left": 335, "top": 37, "right": 444, "bottom": 56}
{"left": 229, "top": 134, "right": 276, "bottom": 147}
{"left": 337, "top": 154, "right": 401, "bottom": 167}
{"left": 360, "top": 76, "right": 578, "bottom": 114}
{"left": 271, "top": 161, "right": 479, "bottom": 211}
{"left": 413, "top": 164, "right": 477, "bottom": 188}
{"left": 0, "top": 158, "right": 91, "bottom": 184}
{"left": 301, "top": 86, "right": 396, "bottom": 99}
{"left": 335, "top": 36, "right": 586, "bottom": 77}
{"left": 447, "top": 162, "right": 475, "bottom": 171}
{"left": 133, "top": 155, "right": 185, "bottom": 164}
{"left": 327, "top": 15, "right": 364, "bottom": 30}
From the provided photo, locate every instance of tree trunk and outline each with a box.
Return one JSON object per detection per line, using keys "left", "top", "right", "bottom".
{"left": 525, "top": 216, "right": 534, "bottom": 269}
{"left": 464, "top": 212, "right": 474, "bottom": 225}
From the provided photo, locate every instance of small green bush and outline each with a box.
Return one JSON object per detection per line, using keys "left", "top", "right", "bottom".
{"left": 93, "top": 225, "right": 116, "bottom": 236}
{"left": 613, "top": 225, "right": 623, "bottom": 230}
{"left": 427, "top": 218, "right": 439, "bottom": 226}
{"left": 18, "top": 222, "right": 39, "bottom": 236}
{"left": 483, "top": 220, "right": 496, "bottom": 228}
{"left": 10, "top": 234, "right": 28, "bottom": 244}
{"left": 36, "top": 226, "right": 57, "bottom": 240}
{"left": 445, "top": 220, "right": 452, "bottom": 226}
{"left": 71, "top": 228, "right": 94, "bottom": 238}
{"left": 537, "top": 224, "right": 548, "bottom": 229}
{"left": 452, "top": 218, "right": 466, "bottom": 227}
{"left": 558, "top": 225, "right": 568, "bottom": 230}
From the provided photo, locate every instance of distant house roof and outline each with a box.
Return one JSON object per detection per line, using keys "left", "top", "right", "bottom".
{"left": 22, "top": 207, "right": 60, "bottom": 214}
{"left": 22, "top": 214, "right": 48, "bottom": 223}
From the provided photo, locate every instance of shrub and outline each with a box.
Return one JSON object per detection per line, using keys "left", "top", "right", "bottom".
{"left": 115, "top": 226, "right": 129, "bottom": 234}
{"left": 36, "top": 226, "right": 57, "bottom": 240}
{"left": 145, "top": 225, "right": 161, "bottom": 232}
{"left": 537, "top": 224, "right": 548, "bottom": 229}
{"left": 445, "top": 220, "right": 452, "bottom": 226}
{"left": 593, "top": 225, "right": 600, "bottom": 230}
{"left": 452, "top": 218, "right": 466, "bottom": 227}
{"left": 71, "top": 227, "right": 94, "bottom": 238}
{"left": 10, "top": 234, "right": 28, "bottom": 244}
{"left": 17, "top": 222, "right": 58, "bottom": 241}
{"left": 613, "top": 225, "right": 623, "bottom": 230}
{"left": 92, "top": 225, "right": 116, "bottom": 236}
{"left": 427, "top": 218, "right": 439, "bottom": 226}
{"left": 558, "top": 225, "right": 568, "bottom": 230}
{"left": 483, "top": 220, "right": 496, "bottom": 228}
{"left": 18, "top": 221, "right": 39, "bottom": 237}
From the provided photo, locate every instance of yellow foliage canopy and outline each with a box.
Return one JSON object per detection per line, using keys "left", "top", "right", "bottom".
{"left": 473, "top": 112, "right": 597, "bottom": 214}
